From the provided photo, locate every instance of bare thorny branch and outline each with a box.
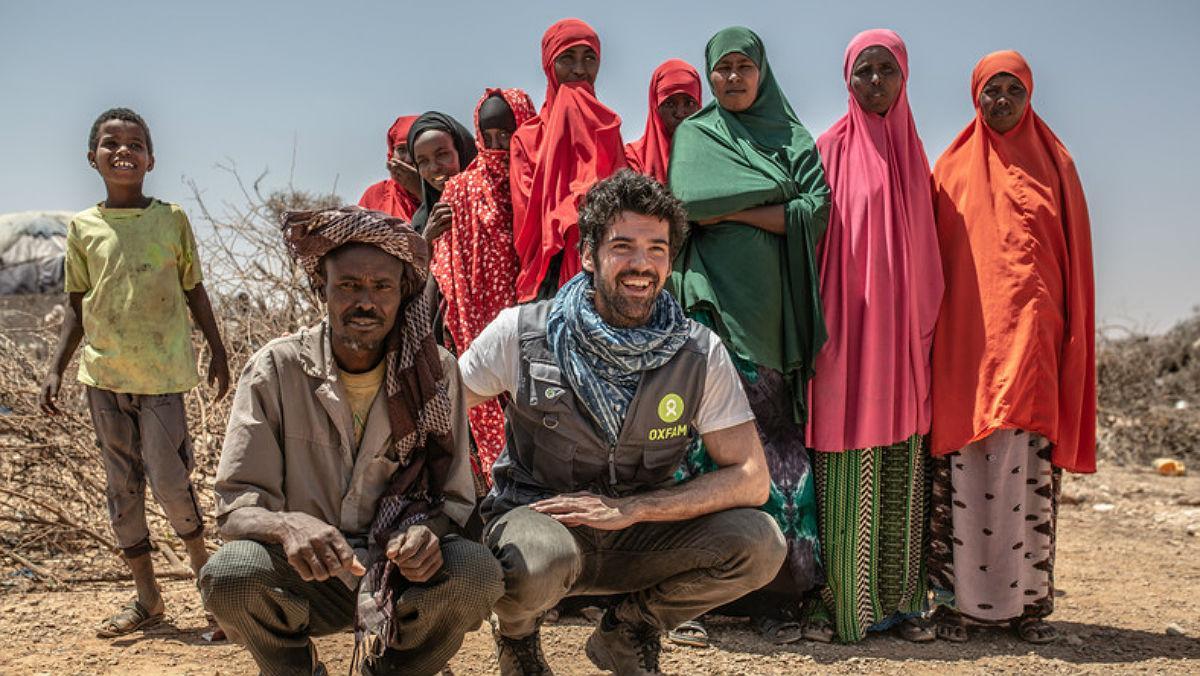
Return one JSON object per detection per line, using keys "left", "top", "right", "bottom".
{"left": 0, "top": 166, "right": 339, "bottom": 583}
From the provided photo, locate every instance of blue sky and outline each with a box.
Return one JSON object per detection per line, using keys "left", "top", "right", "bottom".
{"left": 2, "top": 0, "right": 1197, "bottom": 330}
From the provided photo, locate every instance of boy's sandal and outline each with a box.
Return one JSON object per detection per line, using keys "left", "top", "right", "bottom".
{"left": 96, "top": 599, "right": 163, "bottom": 638}
{"left": 934, "top": 608, "right": 969, "bottom": 643}
{"left": 1014, "top": 617, "right": 1058, "bottom": 644}
{"left": 752, "top": 615, "right": 805, "bottom": 645}
{"left": 897, "top": 616, "right": 937, "bottom": 643}
{"left": 667, "top": 619, "right": 710, "bottom": 648}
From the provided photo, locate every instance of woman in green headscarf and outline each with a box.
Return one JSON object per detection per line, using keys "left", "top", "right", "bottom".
{"left": 668, "top": 26, "right": 831, "bottom": 645}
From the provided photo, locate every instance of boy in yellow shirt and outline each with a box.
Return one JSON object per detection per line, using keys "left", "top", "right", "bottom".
{"left": 39, "top": 108, "right": 230, "bottom": 637}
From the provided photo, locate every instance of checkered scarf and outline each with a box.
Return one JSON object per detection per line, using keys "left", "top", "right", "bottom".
{"left": 282, "top": 206, "right": 455, "bottom": 656}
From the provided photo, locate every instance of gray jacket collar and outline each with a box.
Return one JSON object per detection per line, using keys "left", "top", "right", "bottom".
{"left": 297, "top": 319, "right": 338, "bottom": 383}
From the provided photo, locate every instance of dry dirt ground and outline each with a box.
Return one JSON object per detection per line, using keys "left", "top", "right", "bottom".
{"left": 1, "top": 464, "right": 1197, "bottom": 675}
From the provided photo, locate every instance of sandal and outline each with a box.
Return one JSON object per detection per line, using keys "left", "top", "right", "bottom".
{"left": 667, "top": 619, "right": 710, "bottom": 648}
{"left": 801, "top": 618, "right": 834, "bottom": 644}
{"left": 96, "top": 599, "right": 163, "bottom": 638}
{"left": 752, "top": 615, "right": 805, "bottom": 645}
{"left": 897, "top": 616, "right": 936, "bottom": 643}
{"left": 934, "top": 608, "right": 969, "bottom": 643}
{"left": 1014, "top": 617, "right": 1058, "bottom": 644}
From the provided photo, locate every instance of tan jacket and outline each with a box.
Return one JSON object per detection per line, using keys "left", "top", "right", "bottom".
{"left": 213, "top": 321, "right": 474, "bottom": 537}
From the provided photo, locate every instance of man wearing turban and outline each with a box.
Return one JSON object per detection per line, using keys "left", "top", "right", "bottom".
{"left": 200, "top": 207, "right": 502, "bottom": 675}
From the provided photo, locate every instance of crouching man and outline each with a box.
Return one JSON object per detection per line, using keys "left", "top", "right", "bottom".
{"left": 200, "top": 207, "right": 503, "bottom": 675}
{"left": 459, "top": 170, "right": 787, "bottom": 675}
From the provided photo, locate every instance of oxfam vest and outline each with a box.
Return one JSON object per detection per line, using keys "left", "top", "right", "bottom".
{"left": 490, "top": 301, "right": 710, "bottom": 511}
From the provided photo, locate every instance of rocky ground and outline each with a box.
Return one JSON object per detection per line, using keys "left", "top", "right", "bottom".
{"left": 0, "top": 464, "right": 1197, "bottom": 675}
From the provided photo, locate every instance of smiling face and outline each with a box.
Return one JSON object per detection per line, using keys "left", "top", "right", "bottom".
{"left": 850, "top": 45, "right": 903, "bottom": 116}
{"left": 411, "top": 129, "right": 461, "bottom": 191}
{"left": 657, "top": 92, "right": 700, "bottom": 137}
{"left": 88, "top": 119, "right": 154, "bottom": 188}
{"left": 979, "top": 72, "right": 1029, "bottom": 133}
{"left": 581, "top": 211, "right": 672, "bottom": 328}
{"left": 321, "top": 243, "right": 405, "bottom": 368}
{"left": 553, "top": 44, "right": 599, "bottom": 86}
{"left": 709, "top": 52, "right": 760, "bottom": 113}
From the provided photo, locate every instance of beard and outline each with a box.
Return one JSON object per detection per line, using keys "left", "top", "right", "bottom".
{"left": 336, "top": 333, "right": 385, "bottom": 354}
{"left": 335, "top": 308, "right": 389, "bottom": 353}
{"left": 594, "top": 270, "right": 660, "bottom": 328}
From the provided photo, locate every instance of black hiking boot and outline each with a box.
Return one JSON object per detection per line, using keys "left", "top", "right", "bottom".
{"left": 585, "top": 608, "right": 663, "bottom": 675}
{"left": 494, "top": 625, "right": 554, "bottom": 676}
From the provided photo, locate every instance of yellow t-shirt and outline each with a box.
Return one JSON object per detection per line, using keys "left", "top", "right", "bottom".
{"left": 339, "top": 361, "right": 386, "bottom": 447}
{"left": 65, "top": 199, "right": 203, "bottom": 394}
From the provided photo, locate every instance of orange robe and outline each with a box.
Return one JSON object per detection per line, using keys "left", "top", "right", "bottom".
{"left": 930, "top": 51, "right": 1096, "bottom": 473}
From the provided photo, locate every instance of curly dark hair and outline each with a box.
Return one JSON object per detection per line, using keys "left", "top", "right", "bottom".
{"left": 577, "top": 169, "right": 689, "bottom": 259}
{"left": 88, "top": 107, "right": 153, "bottom": 154}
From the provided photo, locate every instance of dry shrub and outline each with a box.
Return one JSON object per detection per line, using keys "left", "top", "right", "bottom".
{"left": 0, "top": 167, "right": 339, "bottom": 584}
{"left": 1097, "top": 311, "right": 1200, "bottom": 465}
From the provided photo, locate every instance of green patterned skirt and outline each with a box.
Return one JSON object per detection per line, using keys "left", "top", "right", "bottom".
{"left": 812, "top": 435, "right": 928, "bottom": 643}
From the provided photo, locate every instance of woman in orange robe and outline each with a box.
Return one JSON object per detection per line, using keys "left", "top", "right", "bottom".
{"left": 927, "top": 50, "right": 1096, "bottom": 645}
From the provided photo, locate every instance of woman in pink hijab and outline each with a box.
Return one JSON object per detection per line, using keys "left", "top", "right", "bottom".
{"left": 807, "top": 29, "right": 944, "bottom": 644}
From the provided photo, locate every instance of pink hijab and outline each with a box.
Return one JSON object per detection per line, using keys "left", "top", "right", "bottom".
{"left": 807, "top": 29, "right": 944, "bottom": 452}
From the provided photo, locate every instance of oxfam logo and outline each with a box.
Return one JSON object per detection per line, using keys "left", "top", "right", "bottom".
{"left": 657, "top": 393, "right": 684, "bottom": 423}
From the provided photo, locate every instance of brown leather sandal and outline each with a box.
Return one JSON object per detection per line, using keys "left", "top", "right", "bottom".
{"left": 96, "top": 599, "right": 163, "bottom": 638}
{"left": 667, "top": 619, "right": 710, "bottom": 648}
{"left": 1014, "top": 617, "right": 1058, "bottom": 644}
{"left": 934, "top": 607, "right": 969, "bottom": 643}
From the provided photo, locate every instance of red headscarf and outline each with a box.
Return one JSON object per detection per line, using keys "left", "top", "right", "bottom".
{"left": 930, "top": 51, "right": 1096, "bottom": 472}
{"left": 431, "top": 88, "right": 536, "bottom": 481}
{"left": 358, "top": 115, "right": 420, "bottom": 221}
{"left": 625, "top": 59, "right": 702, "bottom": 184}
{"left": 807, "top": 29, "right": 943, "bottom": 452}
{"left": 510, "top": 18, "right": 626, "bottom": 301}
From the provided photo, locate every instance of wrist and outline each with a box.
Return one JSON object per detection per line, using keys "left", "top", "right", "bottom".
{"left": 270, "top": 511, "right": 301, "bottom": 543}
{"left": 618, "top": 496, "right": 646, "bottom": 524}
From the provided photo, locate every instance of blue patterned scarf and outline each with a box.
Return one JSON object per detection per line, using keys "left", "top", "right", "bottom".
{"left": 547, "top": 273, "right": 690, "bottom": 445}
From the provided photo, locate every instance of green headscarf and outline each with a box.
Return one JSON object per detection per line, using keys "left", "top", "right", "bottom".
{"left": 667, "top": 26, "right": 830, "bottom": 422}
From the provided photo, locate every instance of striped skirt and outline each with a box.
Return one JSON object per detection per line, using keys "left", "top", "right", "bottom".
{"left": 813, "top": 435, "right": 928, "bottom": 643}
